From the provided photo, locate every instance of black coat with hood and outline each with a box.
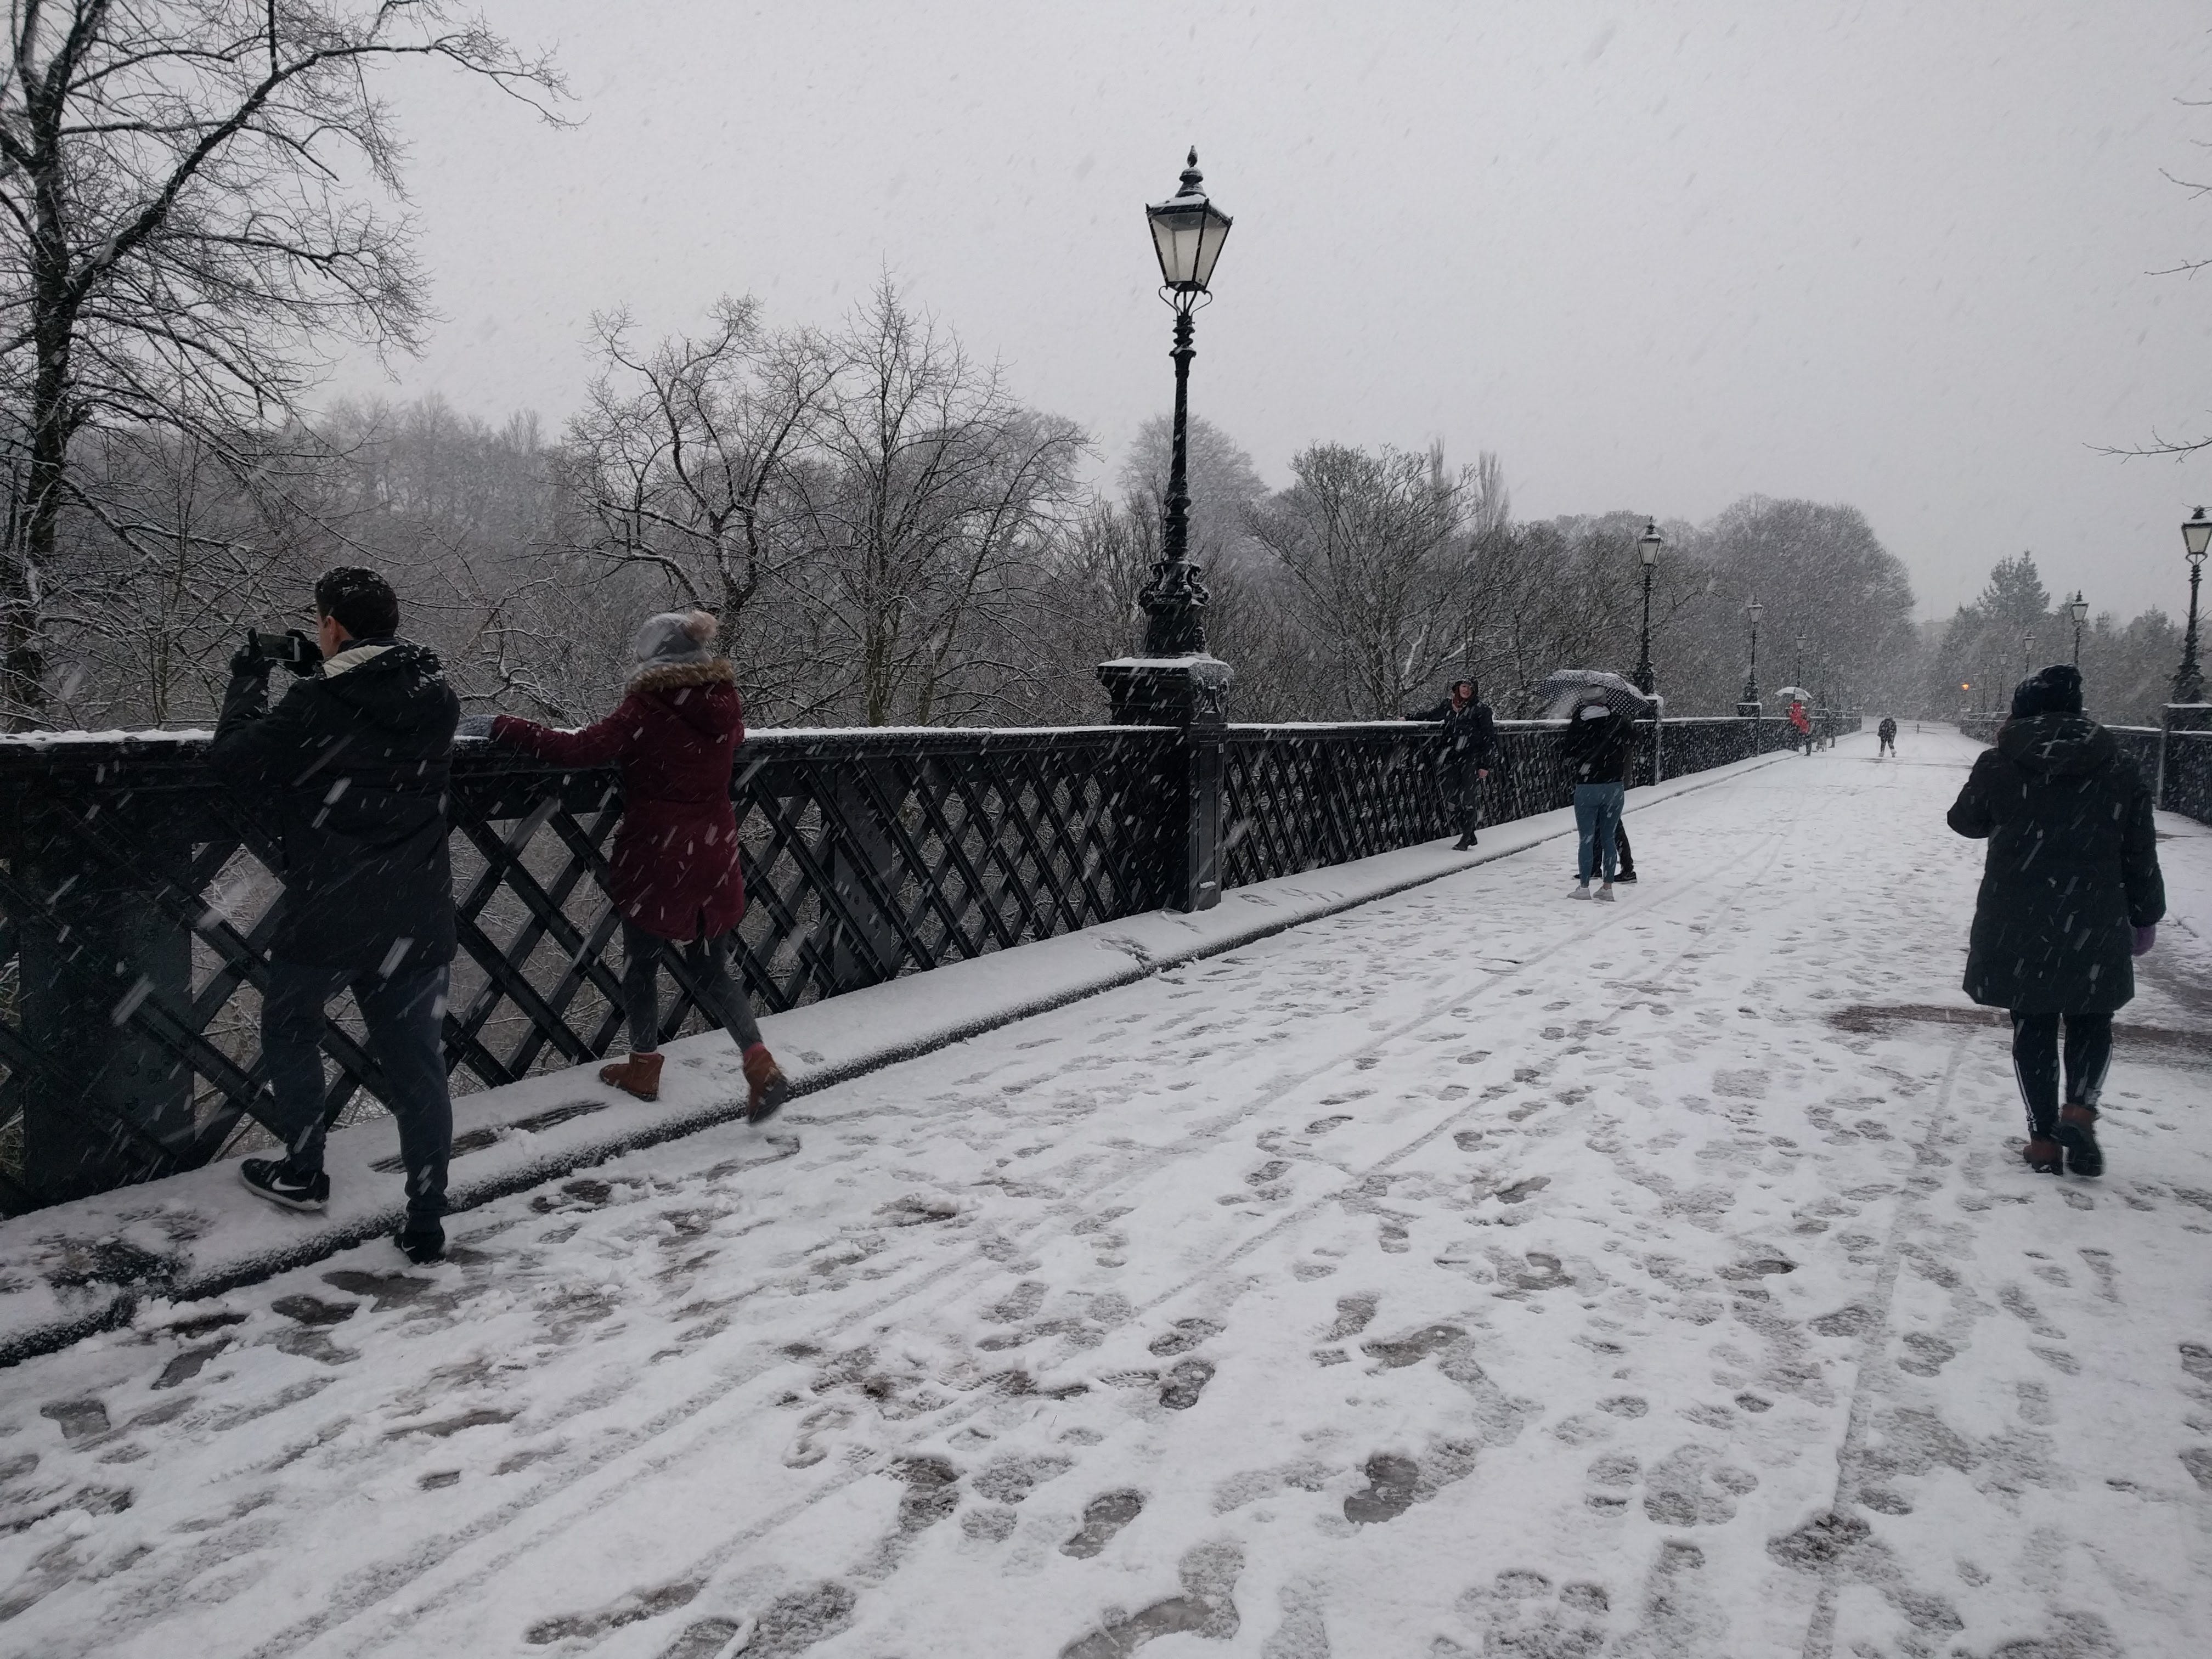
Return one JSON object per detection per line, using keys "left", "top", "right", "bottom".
{"left": 1560, "top": 704, "right": 1637, "bottom": 785}
{"left": 1946, "top": 711, "right": 2163, "bottom": 1013}
{"left": 209, "top": 637, "right": 461, "bottom": 976}
{"left": 1406, "top": 695, "right": 1498, "bottom": 775}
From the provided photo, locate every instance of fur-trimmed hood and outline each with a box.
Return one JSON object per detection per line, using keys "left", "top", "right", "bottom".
{"left": 629, "top": 657, "right": 735, "bottom": 695}
{"left": 631, "top": 656, "right": 740, "bottom": 741}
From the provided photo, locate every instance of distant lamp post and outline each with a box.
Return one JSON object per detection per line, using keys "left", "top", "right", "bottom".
{"left": 1740, "top": 599, "right": 1764, "bottom": 712}
{"left": 1137, "top": 149, "right": 1233, "bottom": 656}
{"left": 2068, "top": 591, "right": 2089, "bottom": 664}
{"left": 2023, "top": 631, "right": 2035, "bottom": 677}
{"left": 1633, "top": 519, "right": 1662, "bottom": 694}
{"left": 1793, "top": 631, "right": 1806, "bottom": 691}
{"left": 2178, "top": 507, "right": 2212, "bottom": 703}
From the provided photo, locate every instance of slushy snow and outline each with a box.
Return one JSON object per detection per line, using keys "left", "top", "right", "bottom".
{"left": 1, "top": 729, "right": 2208, "bottom": 1658}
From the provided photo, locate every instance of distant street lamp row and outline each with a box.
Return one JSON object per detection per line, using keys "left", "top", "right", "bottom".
{"left": 1127, "top": 155, "right": 2212, "bottom": 714}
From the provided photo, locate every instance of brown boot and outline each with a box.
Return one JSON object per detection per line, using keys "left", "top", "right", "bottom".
{"left": 2057, "top": 1104, "right": 2103, "bottom": 1178}
{"left": 742, "top": 1045, "right": 790, "bottom": 1125}
{"left": 2022, "top": 1135, "right": 2062, "bottom": 1175}
{"left": 599, "top": 1051, "right": 664, "bottom": 1102}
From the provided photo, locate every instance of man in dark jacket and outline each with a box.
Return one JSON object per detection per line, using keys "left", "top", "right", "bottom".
{"left": 208, "top": 568, "right": 460, "bottom": 1262}
{"left": 1406, "top": 679, "right": 1497, "bottom": 850}
{"left": 1561, "top": 697, "right": 1635, "bottom": 900}
{"left": 1877, "top": 716, "right": 1898, "bottom": 757}
{"left": 1947, "top": 664, "right": 2163, "bottom": 1178}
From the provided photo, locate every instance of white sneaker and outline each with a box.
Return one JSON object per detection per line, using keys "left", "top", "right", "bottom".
{"left": 1570, "top": 883, "right": 1592, "bottom": 900}
{"left": 1595, "top": 885, "right": 1617, "bottom": 903}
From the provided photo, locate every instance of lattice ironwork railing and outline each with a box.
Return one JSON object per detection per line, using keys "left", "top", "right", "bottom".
{"left": 2165, "top": 729, "right": 2212, "bottom": 826}
{"left": 0, "top": 726, "right": 1174, "bottom": 1211}
{"left": 0, "top": 707, "right": 1837, "bottom": 1212}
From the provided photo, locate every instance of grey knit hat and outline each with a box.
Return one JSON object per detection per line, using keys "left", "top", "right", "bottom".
{"left": 631, "top": 610, "right": 718, "bottom": 672}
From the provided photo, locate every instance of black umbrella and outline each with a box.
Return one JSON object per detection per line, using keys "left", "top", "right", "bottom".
{"left": 1534, "top": 669, "right": 1655, "bottom": 721}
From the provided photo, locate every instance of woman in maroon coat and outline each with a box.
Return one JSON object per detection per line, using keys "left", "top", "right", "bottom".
{"left": 488, "top": 611, "right": 788, "bottom": 1120}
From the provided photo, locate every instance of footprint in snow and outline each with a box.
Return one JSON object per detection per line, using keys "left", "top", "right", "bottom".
{"left": 1060, "top": 1489, "right": 1144, "bottom": 1557}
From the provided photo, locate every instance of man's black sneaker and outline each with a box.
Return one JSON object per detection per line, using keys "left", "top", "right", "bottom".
{"left": 394, "top": 1222, "right": 445, "bottom": 1265}
{"left": 1453, "top": 834, "right": 1476, "bottom": 851}
{"left": 239, "top": 1157, "right": 329, "bottom": 1211}
{"left": 1615, "top": 871, "right": 1639, "bottom": 884}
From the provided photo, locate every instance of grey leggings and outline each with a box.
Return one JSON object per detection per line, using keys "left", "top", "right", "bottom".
{"left": 620, "top": 921, "right": 764, "bottom": 1054}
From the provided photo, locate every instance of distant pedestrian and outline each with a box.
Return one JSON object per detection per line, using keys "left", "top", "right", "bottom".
{"left": 1877, "top": 716, "right": 1897, "bottom": 757}
{"left": 1788, "top": 697, "right": 1813, "bottom": 754}
{"left": 484, "top": 611, "right": 790, "bottom": 1124}
{"left": 1406, "top": 678, "right": 1497, "bottom": 850}
{"left": 1561, "top": 696, "right": 1635, "bottom": 901}
{"left": 209, "top": 568, "right": 459, "bottom": 1265}
{"left": 1946, "top": 665, "right": 2163, "bottom": 1178}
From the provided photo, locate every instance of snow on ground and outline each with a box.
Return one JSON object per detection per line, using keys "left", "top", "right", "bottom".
{"left": 2, "top": 728, "right": 2209, "bottom": 1659}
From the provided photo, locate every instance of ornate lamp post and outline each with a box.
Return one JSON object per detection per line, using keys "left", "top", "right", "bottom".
{"left": 2069, "top": 591, "right": 2088, "bottom": 664}
{"left": 1136, "top": 149, "right": 1233, "bottom": 656}
{"left": 1793, "top": 631, "right": 1805, "bottom": 691}
{"left": 1739, "top": 599, "right": 1764, "bottom": 713}
{"left": 2023, "top": 631, "right": 2035, "bottom": 677}
{"left": 1632, "top": 519, "right": 1661, "bottom": 693}
{"left": 2178, "top": 507, "right": 2212, "bottom": 703}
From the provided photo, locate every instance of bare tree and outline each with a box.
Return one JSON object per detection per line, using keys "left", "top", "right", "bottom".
{"left": 0, "top": 0, "right": 567, "bottom": 726}
{"left": 1245, "top": 442, "right": 1470, "bottom": 718}
{"left": 794, "top": 278, "right": 1087, "bottom": 725}
{"left": 560, "top": 298, "right": 837, "bottom": 713}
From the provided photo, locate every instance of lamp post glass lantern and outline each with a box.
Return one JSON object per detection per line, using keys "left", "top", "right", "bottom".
{"left": 2179, "top": 507, "right": 2212, "bottom": 703}
{"left": 2069, "top": 591, "right": 2088, "bottom": 665}
{"left": 1136, "top": 149, "right": 1233, "bottom": 657}
{"left": 1633, "top": 518, "right": 1661, "bottom": 693}
{"left": 2023, "top": 633, "right": 2035, "bottom": 677}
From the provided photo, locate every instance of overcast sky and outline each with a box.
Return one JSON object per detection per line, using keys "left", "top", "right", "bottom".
{"left": 338, "top": 1, "right": 2212, "bottom": 623}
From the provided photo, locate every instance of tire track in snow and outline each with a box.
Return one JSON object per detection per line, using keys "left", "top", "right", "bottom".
{"left": 1796, "top": 1032, "right": 1968, "bottom": 1659}
{"left": 231, "top": 788, "right": 1808, "bottom": 1659}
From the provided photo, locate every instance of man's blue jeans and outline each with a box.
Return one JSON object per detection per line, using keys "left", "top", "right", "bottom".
{"left": 1574, "top": 782, "right": 1625, "bottom": 883}
{"left": 262, "top": 959, "right": 453, "bottom": 1222}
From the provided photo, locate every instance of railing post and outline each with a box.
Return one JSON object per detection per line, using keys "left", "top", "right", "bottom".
{"left": 9, "top": 803, "right": 198, "bottom": 1204}
{"left": 1098, "top": 654, "right": 1233, "bottom": 912}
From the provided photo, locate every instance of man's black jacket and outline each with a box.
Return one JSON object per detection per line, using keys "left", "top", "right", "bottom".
{"left": 208, "top": 638, "right": 460, "bottom": 975}
{"left": 1560, "top": 706, "right": 1636, "bottom": 784}
{"left": 1406, "top": 697, "right": 1497, "bottom": 771}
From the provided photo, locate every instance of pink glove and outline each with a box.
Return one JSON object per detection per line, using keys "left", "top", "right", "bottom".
{"left": 2133, "top": 924, "right": 2157, "bottom": 957}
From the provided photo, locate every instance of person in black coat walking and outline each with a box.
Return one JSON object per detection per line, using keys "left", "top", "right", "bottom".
{"left": 1878, "top": 716, "right": 1898, "bottom": 757}
{"left": 1946, "top": 664, "right": 2163, "bottom": 1178}
{"left": 1406, "top": 679, "right": 1497, "bottom": 850}
{"left": 208, "top": 568, "right": 461, "bottom": 1262}
{"left": 1561, "top": 697, "right": 1636, "bottom": 900}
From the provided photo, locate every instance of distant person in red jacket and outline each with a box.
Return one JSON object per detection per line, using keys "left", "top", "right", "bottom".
{"left": 485, "top": 611, "right": 789, "bottom": 1122}
{"left": 1788, "top": 698, "right": 1813, "bottom": 755}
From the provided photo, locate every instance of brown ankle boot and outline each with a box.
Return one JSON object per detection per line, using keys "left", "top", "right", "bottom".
{"left": 2022, "top": 1135, "right": 2062, "bottom": 1174}
{"left": 599, "top": 1051, "right": 664, "bottom": 1102}
{"left": 742, "top": 1045, "right": 790, "bottom": 1125}
{"left": 2057, "top": 1103, "right": 2102, "bottom": 1178}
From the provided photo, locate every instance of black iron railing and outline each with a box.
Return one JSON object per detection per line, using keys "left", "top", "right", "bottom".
{"left": 1953, "top": 710, "right": 2211, "bottom": 829}
{"left": 0, "top": 707, "right": 1826, "bottom": 1212}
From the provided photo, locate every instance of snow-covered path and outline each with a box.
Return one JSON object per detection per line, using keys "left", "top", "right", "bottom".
{"left": 5, "top": 729, "right": 2210, "bottom": 1659}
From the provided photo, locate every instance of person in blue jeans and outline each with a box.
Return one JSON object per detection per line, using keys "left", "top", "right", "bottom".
{"left": 1561, "top": 697, "right": 1635, "bottom": 902}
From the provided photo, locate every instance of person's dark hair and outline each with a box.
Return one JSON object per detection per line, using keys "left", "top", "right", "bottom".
{"left": 1453, "top": 679, "right": 1476, "bottom": 699}
{"left": 314, "top": 567, "right": 399, "bottom": 639}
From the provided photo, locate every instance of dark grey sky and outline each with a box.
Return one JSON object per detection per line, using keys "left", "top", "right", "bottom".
{"left": 340, "top": 1, "right": 2212, "bottom": 622}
